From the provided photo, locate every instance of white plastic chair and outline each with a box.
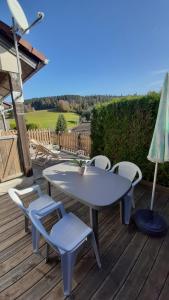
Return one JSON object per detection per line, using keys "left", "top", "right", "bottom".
{"left": 8, "top": 185, "right": 58, "bottom": 252}
{"left": 87, "top": 155, "right": 111, "bottom": 170}
{"left": 111, "top": 161, "right": 142, "bottom": 208}
{"left": 29, "top": 205, "right": 101, "bottom": 297}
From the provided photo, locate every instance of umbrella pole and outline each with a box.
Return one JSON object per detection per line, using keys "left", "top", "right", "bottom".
{"left": 150, "top": 162, "right": 158, "bottom": 210}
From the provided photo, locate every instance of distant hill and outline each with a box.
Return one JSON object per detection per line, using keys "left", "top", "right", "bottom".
{"left": 24, "top": 95, "right": 123, "bottom": 114}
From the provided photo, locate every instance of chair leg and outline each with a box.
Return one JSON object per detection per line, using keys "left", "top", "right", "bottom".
{"left": 90, "top": 232, "right": 101, "bottom": 268}
{"left": 61, "top": 252, "right": 77, "bottom": 297}
{"left": 24, "top": 216, "right": 29, "bottom": 233}
{"left": 131, "top": 188, "right": 135, "bottom": 208}
{"left": 32, "top": 225, "right": 40, "bottom": 253}
{"left": 131, "top": 194, "right": 135, "bottom": 209}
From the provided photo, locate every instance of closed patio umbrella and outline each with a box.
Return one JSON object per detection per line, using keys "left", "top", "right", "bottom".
{"left": 133, "top": 73, "right": 168, "bottom": 236}
{"left": 148, "top": 72, "right": 169, "bottom": 209}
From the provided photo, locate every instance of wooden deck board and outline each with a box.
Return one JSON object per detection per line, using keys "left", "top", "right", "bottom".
{"left": 0, "top": 180, "right": 169, "bottom": 300}
{"left": 114, "top": 237, "right": 164, "bottom": 300}
{"left": 91, "top": 233, "right": 147, "bottom": 300}
{"left": 136, "top": 198, "right": 169, "bottom": 300}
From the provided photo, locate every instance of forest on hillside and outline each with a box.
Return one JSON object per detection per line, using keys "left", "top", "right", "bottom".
{"left": 24, "top": 92, "right": 158, "bottom": 121}
{"left": 24, "top": 95, "right": 120, "bottom": 115}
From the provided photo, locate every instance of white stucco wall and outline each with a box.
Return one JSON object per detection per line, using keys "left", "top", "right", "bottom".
{"left": 0, "top": 45, "right": 18, "bottom": 73}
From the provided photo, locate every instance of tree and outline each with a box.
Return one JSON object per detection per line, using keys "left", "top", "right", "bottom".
{"left": 55, "top": 114, "right": 67, "bottom": 133}
{"left": 81, "top": 109, "right": 91, "bottom": 122}
{"left": 58, "top": 100, "right": 70, "bottom": 112}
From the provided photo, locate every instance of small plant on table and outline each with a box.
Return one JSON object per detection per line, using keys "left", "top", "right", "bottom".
{"left": 72, "top": 159, "right": 87, "bottom": 175}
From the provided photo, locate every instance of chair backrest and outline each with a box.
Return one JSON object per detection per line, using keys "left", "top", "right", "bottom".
{"left": 88, "top": 155, "right": 111, "bottom": 170}
{"left": 8, "top": 188, "right": 27, "bottom": 215}
{"left": 111, "top": 161, "right": 142, "bottom": 185}
{"left": 8, "top": 185, "right": 42, "bottom": 215}
{"left": 29, "top": 209, "right": 66, "bottom": 252}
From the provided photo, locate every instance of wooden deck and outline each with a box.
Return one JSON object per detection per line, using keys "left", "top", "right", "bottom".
{"left": 0, "top": 178, "right": 169, "bottom": 300}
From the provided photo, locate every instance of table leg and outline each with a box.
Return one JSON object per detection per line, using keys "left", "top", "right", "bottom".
{"left": 24, "top": 216, "right": 29, "bottom": 233}
{"left": 90, "top": 208, "right": 99, "bottom": 247}
{"left": 47, "top": 182, "right": 51, "bottom": 196}
{"left": 47, "top": 181, "right": 62, "bottom": 220}
{"left": 120, "top": 196, "right": 132, "bottom": 224}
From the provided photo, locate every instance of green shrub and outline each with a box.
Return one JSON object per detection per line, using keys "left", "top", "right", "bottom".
{"left": 10, "top": 122, "right": 16, "bottom": 129}
{"left": 26, "top": 123, "right": 39, "bottom": 130}
{"left": 10, "top": 121, "right": 39, "bottom": 130}
{"left": 91, "top": 92, "right": 169, "bottom": 186}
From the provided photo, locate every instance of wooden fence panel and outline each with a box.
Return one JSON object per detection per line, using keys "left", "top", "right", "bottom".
{"left": 0, "top": 136, "right": 23, "bottom": 182}
{"left": 27, "top": 129, "right": 51, "bottom": 144}
{"left": 79, "top": 134, "right": 91, "bottom": 156}
{"left": 58, "top": 132, "right": 91, "bottom": 156}
{"left": 51, "top": 132, "right": 59, "bottom": 145}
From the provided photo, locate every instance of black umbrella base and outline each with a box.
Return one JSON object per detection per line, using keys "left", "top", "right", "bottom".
{"left": 132, "top": 209, "right": 168, "bottom": 237}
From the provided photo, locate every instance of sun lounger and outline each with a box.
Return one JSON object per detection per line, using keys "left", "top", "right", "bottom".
{"left": 30, "top": 139, "right": 60, "bottom": 165}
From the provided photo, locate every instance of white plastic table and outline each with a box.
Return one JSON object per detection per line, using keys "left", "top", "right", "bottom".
{"left": 43, "top": 162, "right": 132, "bottom": 245}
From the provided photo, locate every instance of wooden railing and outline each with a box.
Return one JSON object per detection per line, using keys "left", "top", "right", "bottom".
{"left": 0, "top": 129, "right": 51, "bottom": 144}
{"left": 0, "top": 129, "right": 91, "bottom": 156}
{"left": 28, "top": 129, "right": 52, "bottom": 144}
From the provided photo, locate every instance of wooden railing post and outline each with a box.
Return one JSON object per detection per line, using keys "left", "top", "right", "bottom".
{"left": 77, "top": 133, "right": 82, "bottom": 150}
{"left": 58, "top": 132, "right": 62, "bottom": 150}
{"left": 9, "top": 72, "right": 33, "bottom": 177}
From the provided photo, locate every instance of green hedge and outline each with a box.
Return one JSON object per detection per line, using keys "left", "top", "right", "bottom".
{"left": 10, "top": 122, "right": 39, "bottom": 130}
{"left": 91, "top": 92, "right": 169, "bottom": 186}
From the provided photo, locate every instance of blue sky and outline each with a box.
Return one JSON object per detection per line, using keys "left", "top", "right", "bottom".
{"left": 1, "top": 0, "right": 169, "bottom": 98}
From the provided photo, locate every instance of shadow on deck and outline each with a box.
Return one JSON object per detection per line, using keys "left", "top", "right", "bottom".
{"left": 0, "top": 167, "right": 169, "bottom": 300}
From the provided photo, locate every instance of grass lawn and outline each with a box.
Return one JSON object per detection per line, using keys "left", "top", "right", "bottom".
{"left": 9, "top": 110, "right": 79, "bottom": 130}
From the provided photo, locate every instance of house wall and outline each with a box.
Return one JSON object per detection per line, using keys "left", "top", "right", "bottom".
{"left": 0, "top": 45, "right": 18, "bottom": 73}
